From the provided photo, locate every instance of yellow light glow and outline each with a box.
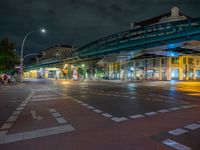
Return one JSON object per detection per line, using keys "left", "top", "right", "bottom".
{"left": 45, "top": 67, "right": 59, "bottom": 71}
{"left": 187, "top": 93, "right": 200, "bottom": 96}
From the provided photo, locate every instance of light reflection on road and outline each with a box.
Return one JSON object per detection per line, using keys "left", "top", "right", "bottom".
{"left": 170, "top": 81, "right": 200, "bottom": 97}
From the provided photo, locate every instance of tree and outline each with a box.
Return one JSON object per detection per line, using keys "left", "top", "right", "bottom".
{"left": 0, "top": 38, "right": 19, "bottom": 73}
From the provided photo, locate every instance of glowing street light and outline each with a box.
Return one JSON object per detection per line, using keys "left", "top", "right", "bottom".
{"left": 40, "top": 28, "right": 46, "bottom": 33}
{"left": 20, "top": 28, "right": 46, "bottom": 83}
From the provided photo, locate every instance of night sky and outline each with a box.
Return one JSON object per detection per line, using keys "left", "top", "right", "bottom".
{"left": 0, "top": 0, "right": 200, "bottom": 55}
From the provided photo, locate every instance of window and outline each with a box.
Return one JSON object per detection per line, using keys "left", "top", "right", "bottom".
{"left": 135, "top": 60, "right": 139, "bottom": 67}
{"left": 161, "top": 58, "right": 167, "bottom": 67}
{"left": 197, "top": 60, "right": 199, "bottom": 65}
{"left": 171, "top": 57, "right": 179, "bottom": 64}
{"left": 153, "top": 59, "right": 159, "bottom": 67}
{"left": 183, "top": 58, "right": 186, "bottom": 64}
{"left": 146, "top": 59, "right": 152, "bottom": 67}
{"left": 188, "top": 58, "right": 193, "bottom": 64}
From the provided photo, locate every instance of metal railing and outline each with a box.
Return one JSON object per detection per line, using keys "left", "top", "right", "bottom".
{"left": 76, "top": 18, "right": 200, "bottom": 58}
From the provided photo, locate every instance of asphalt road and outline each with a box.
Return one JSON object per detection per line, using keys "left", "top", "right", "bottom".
{"left": 0, "top": 79, "right": 200, "bottom": 150}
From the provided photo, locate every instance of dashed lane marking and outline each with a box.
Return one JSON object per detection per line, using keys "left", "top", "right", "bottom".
{"left": 101, "top": 113, "right": 113, "bottom": 118}
{"left": 184, "top": 123, "right": 200, "bottom": 130}
{"left": 162, "top": 139, "right": 191, "bottom": 150}
{"left": 168, "top": 128, "right": 188, "bottom": 136}
{"left": 145, "top": 112, "right": 158, "bottom": 116}
{"left": 110, "top": 117, "right": 128, "bottom": 122}
{"left": 93, "top": 109, "right": 103, "bottom": 113}
{"left": 7, "top": 116, "right": 18, "bottom": 122}
{"left": 170, "top": 107, "right": 181, "bottom": 111}
{"left": 52, "top": 112, "right": 61, "bottom": 118}
{"left": 56, "top": 117, "right": 68, "bottom": 124}
{"left": 129, "top": 114, "right": 145, "bottom": 119}
{"left": 0, "top": 123, "right": 13, "bottom": 130}
{"left": 157, "top": 109, "right": 170, "bottom": 113}
{"left": 0, "top": 90, "right": 35, "bottom": 131}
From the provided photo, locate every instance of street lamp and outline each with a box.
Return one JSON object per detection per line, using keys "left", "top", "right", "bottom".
{"left": 20, "top": 28, "right": 46, "bottom": 83}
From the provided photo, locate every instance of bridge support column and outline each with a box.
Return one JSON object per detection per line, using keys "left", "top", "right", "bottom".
{"left": 159, "top": 58, "right": 162, "bottom": 80}
{"left": 133, "top": 60, "right": 136, "bottom": 80}
{"left": 179, "top": 68, "right": 183, "bottom": 80}
{"left": 167, "top": 58, "right": 171, "bottom": 80}
{"left": 194, "top": 68, "right": 196, "bottom": 80}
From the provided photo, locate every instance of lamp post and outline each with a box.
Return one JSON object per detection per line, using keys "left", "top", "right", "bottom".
{"left": 20, "top": 28, "right": 46, "bottom": 83}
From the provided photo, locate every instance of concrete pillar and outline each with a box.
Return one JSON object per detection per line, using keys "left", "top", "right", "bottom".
{"left": 167, "top": 57, "right": 171, "bottom": 80}
{"left": 194, "top": 68, "right": 196, "bottom": 80}
{"left": 179, "top": 57, "right": 183, "bottom": 80}
{"left": 159, "top": 57, "right": 162, "bottom": 80}
{"left": 133, "top": 60, "right": 136, "bottom": 80}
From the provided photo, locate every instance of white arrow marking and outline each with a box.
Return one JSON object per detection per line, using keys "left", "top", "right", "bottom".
{"left": 30, "top": 110, "right": 43, "bottom": 120}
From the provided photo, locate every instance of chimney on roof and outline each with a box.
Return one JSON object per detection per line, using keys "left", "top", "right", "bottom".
{"left": 130, "top": 22, "right": 135, "bottom": 29}
{"left": 171, "top": 7, "right": 180, "bottom": 17}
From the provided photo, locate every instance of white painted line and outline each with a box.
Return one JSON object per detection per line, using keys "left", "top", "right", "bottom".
{"left": 111, "top": 117, "right": 128, "bottom": 122}
{"left": 101, "top": 113, "right": 113, "bottom": 118}
{"left": 0, "top": 125, "right": 75, "bottom": 144}
{"left": 181, "top": 105, "right": 192, "bottom": 109}
{"left": 162, "top": 139, "right": 191, "bottom": 150}
{"left": 0, "top": 130, "right": 8, "bottom": 137}
{"left": 31, "top": 97, "right": 67, "bottom": 102}
{"left": 4, "top": 133, "right": 23, "bottom": 144}
{"left": 81, "top": 103, "right": 89, "bottom": 106}
{"left": 87, "top": 106, "right": 94, "bottom": 109}
{"left": 184, "top": 123, "right": 200, "bottom": 130}
{"left": 168, "top": 128, "right": 188, "bottom": 136}
{"left": 52, "top": 112, "right": 61, "bottom": 118}
{"left": 93, "top": 109, "right": 103, "bottom": 113}
{"left": 7, "top": 116, "right": 18, "bottom": 122}
{"left": 19, "top": 104, "right": 26, "bottom": 107}
{"left": 12, "top": 111, "right": 21, "bottom": 116}
{"left": 48, "top": 108, "right": 56, "bottom": 113}
{"left": 16, "top": 107, "right": 24, "bottom": 111}
{"left": 130, "top": 97, "right": 136, "bottom": 99}
{"left": 170, "top": 107, "right": 181, "bottom": 111}
{"left": 158, "top": 109, "right": 170, "bottom": 113}
{"left": 0, "top": 123, "right": 13, "bottom": 130}
{"left": 130, "top": 114, "right": 145, "bottom": 119}
{"left": 190, "top": 104, "right": 199, "bottom": 107}
{"left": 22, "top": 101, "right": 28, "bottom": 104}
{"left": 145, "top": 112, "right": 158, "bottom": 116}
{"left": 25, "top": 90, "right": 35, "bottom": 101}
{"left": 32, "top": 95, "right": 57, "bottom": 98}
{"left": 78, "top": 101, "right": 83, "bottom": 104}
{"left": 56, "top": 117, "right": 67, "bottom": 124}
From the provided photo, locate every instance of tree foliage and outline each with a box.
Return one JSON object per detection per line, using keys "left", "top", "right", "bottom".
{"left": 0, "top": 38, "right": 19, "bottom": 73}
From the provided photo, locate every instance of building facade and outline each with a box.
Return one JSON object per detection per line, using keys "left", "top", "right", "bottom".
{"left": 108, "top": 55, "right": 200, "bottom": 81}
